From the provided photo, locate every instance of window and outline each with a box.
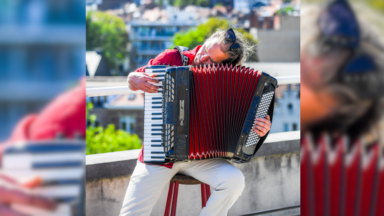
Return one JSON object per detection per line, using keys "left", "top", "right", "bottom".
{"left": 292, "top": 123, "right": 297, "bottom": 131}
{"left": 287, "top": 103, "right": 293, "bottom": 112}
{"left": 283, "top": 123, "right": 289, "bottom": 132}
{"left": 120, "top": 116, "right": 136, "bottom": 133}
{"left": 128, "top": 94, "right": 136, "bottom": 100}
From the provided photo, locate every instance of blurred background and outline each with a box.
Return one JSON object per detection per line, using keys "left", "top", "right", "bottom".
{"left": 0, "top": 0, "right": 85, "bottom": 141}
{"left": 301, "top": 0, "right": 384, "bottom": 215}
{"left": 86, "top": 0, "right": 301, "bottom": 155}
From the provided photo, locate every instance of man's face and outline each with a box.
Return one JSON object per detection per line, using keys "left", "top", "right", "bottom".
{"left": 193, "top": 38, "right": 231, "bottom": 66}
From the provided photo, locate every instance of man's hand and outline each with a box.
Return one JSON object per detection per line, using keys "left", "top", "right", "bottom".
{"left": 253, "top": 115, "right": 271, "bottom": 137}
{"left": 0, "top": 173, "right": 57, "bottom": 216}
{"left": 127, "top": 72, "right": 160, "bottom": 93}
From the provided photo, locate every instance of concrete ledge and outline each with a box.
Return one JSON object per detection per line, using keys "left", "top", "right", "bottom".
{"left": 86, "top": 131, "right": 300, "bottom": 181}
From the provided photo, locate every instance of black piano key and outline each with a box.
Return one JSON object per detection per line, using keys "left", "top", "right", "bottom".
{"left": 151, "top": 152, "right": 164, "bottom": 154}
{"left": 158, "top": 90, "right": 163, "bottom": 93}
{"left": 152, "top": 70, "right": 166, "bottom": 73}
{"left": 152, "top": 106, "right": 162, "bottom": 108}
{"left": 152, "top": 118, "right": 162, "bottom": 120}
{"left": 151, "top": 124, "right": 162, "bottom": 126}
{"left": 151, "top": 140, "right": 162, "bottom": 142}
{"left": 152, "top": 113, "right": 162, "bottom": 115}
{"left": 151, "top": 133, "right": 162, "bottom": 135}
{"left": 152, "top": 129, "right": 162, "bottom": 131}
{"left": 152, "top": 102, "right": 162, "bottom": 104}
{"left": 152, "top": 97, "right": 162, "bottom": 100}
{"left": 151, "top": 144, "right": 162, "bottom": 147}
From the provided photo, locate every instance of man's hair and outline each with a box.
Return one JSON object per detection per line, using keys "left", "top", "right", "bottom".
{"left": 301, "top": 4, "right": 384, "bottom": 139}
{"left": 206, "top": 29, "right": 256, "bottom": 66}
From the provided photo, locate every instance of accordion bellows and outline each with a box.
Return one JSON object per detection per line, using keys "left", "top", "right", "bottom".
{"left": 189, "top": 64, "right": 271, "bottom": 160}
{"left": 144, "top": 64, "right": 277, "bottom": 164}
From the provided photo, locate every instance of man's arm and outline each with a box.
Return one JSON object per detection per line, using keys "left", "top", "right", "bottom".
{"left": 127, "top": 49, "right": 183, "bottom": 93}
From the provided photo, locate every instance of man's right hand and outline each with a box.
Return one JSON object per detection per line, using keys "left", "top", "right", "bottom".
{"left": 127, "top": 72, "right": 160, "bottom": 93}
{"left": 0, "top": 173, "right": 57, "bottom": 216}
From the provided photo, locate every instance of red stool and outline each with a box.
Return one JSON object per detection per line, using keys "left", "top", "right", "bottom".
{"left": 164, "top": 174, "right": 211, "bottom": 216}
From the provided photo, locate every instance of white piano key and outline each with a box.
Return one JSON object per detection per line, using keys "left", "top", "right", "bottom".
{"left": 4, "top": 168, "right": 84, "bottom": 182}
{"left": 33, "top": 185, "right": 80, "bottom": 198}
{"left": 143, "top": 142, "right": 163, "bottom": 145}
{"left": 143, "top": 120, "right": 163, "bottom": 124}
{"left": 144, "top": 136, "right": 162, "bottom": 140}
{"left": 144, "top": 93, "right": 163, "bottom": 97}
{"left": 148, "top": 82, "right": 163, "bottom": 86}
{"left": 144, "top": 125, "right": 163, "bottom": 129}
{"left": 144, "top": 97, "right": 163, "bottom": 101}
{"left": 2, "top": 152, "right": 84, "bottom": 170}
{"left": 143, "top": 158, "right": 165, "bottom": 162}
{"left": 143, "top": 147, "right": 164, "bottom": 152}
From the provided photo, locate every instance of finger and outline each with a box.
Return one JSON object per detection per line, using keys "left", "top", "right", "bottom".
{"left": 266, "top": 115, "right": 270, "bottom": 121}
{"left": 20, "top": 176, "right": 42, "bottom": 189}
{"left": 142, "top": 82, "right": 159, "bottom": 91}
{"left": 254, "top": 120, "right": 270, "bottom": 129}
{"left": 255, "top": 117, "right": 271, "bottom": 126}
{"left": 2, "top": 188, "right": 57, "bottom": 210}
{"left": 253, "top": 127, "right": 265, "bottom": 136}
{"left": 254, "top": 125, "right": 268, "bottom": 134}
{"left": 141, "top": 85, "right": 158, "bottom": 93}
{"left": 143, "top": 75, "right": 160, "bottom": 83}
{"left": 0, "top": 173, "right": 18, "bottom": 185}
{"left": 0, "top": 204, "right": 27, "bottom": 216}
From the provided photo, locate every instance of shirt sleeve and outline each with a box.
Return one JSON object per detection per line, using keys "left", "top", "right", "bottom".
{"left": 135, "top": 49, "right": 183, "bottom": 72}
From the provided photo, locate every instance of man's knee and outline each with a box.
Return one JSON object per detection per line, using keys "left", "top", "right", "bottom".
{"left": 216, "top": 168, "right": 245, "bottom": 192}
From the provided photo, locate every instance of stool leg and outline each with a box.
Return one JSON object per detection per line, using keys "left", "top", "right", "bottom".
{"left": 170, "top": 182, "right": 179, "bottom": 216}
{"left": 201, "top": 184, "right": 207, "bottom": 208}
{"left": 205, "top": 184, "right": 211, "bottom": 200}
{"left": 164, "top": 182, "right": 175, "bottom": 216}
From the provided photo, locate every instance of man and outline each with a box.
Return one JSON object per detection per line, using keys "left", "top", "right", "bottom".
{"left": 120, "top": 29, "right": 272, "bottom": 216}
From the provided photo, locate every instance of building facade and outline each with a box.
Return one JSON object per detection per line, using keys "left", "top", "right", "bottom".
{"left": 0, "top": 0, "right": 85, "bottom": 141}
{"left": 128, "top": 20, "right": 196, "bottom": 71}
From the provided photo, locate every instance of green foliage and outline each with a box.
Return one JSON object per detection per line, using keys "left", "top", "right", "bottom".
{"left": 86, "top": 11, "right": 128, "bottom": 70}
{"left": 276, "top": 6, "right": 295, "bottom": 15}
{"left": 86, "top": 102, "right": 142, "bottom": 155}
{"left": 86, "top": 124, "right": 142, "bottom": 155}
{"left": 171, "top": 17, "right": 258, "bottom": 61}
{"left": 367, "top": 0, "right": 384, "bottom": 12}
{"left": 172, "top": 0, "right": 210, "bottom": 7}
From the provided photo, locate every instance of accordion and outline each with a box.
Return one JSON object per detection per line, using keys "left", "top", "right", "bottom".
{"left": 143, "top": 64, "right": 278, "bottom": 164}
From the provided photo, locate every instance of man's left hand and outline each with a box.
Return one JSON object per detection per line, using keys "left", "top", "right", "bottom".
{"left": 253, "top": 115, "right": 271, "bottom": 137}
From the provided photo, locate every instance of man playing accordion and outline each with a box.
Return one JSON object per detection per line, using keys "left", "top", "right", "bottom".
{"left": 120, "top": 29, "right": 272, "bottom": 216}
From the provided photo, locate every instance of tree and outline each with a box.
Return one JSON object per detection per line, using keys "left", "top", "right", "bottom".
{"left": 86, "top": 103, "right": 142, "bottom": 155}
{"left": 86, "top": 11, "right": 128, "bottom": 71}
{"left": 171, "top": 18, "right": 259, "bottom": 62}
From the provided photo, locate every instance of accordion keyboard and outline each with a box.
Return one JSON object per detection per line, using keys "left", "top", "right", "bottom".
{"left": 143, "top": 66, "right": 167, "bottom": 163}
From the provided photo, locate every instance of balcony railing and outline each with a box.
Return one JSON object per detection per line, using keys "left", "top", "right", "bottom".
{"left": 86, "top": 75, "right": 300, "bottom": 97}
{"left": 85, "top": 75, "right": 300, "bottom": 216}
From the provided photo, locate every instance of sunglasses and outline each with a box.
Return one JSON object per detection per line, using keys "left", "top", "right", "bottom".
{"left": 224, "top": 28, "right": 242, "bottom": 56}
{"left": 318, "top": 0, "right": 380, "bottom": 99}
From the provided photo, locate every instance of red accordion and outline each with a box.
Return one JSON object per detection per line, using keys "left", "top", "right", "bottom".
{"left": 143, "top": 64, "right": 277, "bottom": 164}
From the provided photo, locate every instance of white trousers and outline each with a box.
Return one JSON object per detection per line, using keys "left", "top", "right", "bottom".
{"left": 119, "top": 159, "right": 245, "bottom": 216}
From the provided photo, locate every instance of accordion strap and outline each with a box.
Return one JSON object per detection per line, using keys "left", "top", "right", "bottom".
{"left": 174, "top": 46, "right": 190, "bottom": 66}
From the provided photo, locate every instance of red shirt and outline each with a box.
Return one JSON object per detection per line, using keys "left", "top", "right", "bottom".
{"left": 136, "top": 45, "right": 202, "bottom": 168}
{"left": 0, "top": 79, "right": 86, "bottom": 166}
